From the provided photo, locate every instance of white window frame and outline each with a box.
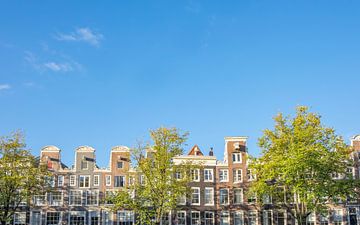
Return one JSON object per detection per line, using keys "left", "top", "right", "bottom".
{"left": 219, "top": 169, "right": 229, "bottom": 182}
{"left": 233, "top": 188, "right": 244, "bottom": 204}
{"left": 234, "top": 211, "right": 244, "bottom": 225}
{"left": 117, "top": 210, "right": 134, "bottom": 225}
{"left": 263, "top": 210, "right": 273, "bottom": 225}
{"left": 233, "top": 169, "right": 243, "bottom": 183}
{"left": 69, "top": 190, "right": 83, "bottom": 206}
{"left": 48, "top": 190, "right": 63, "bottom": 206}
{"left": 68, "top": 211, "right": 86, "bottom": 225}
{"left": 220, "top": 211, "right": 230, "bottom": 225}
{"left": 204, "top": 187, "right": 214, "bottom": 206}
{"left": 79, "top": 175, "right": 90, "bottom": 188}
{"left": 333, "top": 209, "right": 343, "bottom": 225}
{"left": 204, "top": 211, "right": 214, "bottom": 225}
{"left": 106, "top": 175, "right": 111, "bottom": 186}
{"left": 70, "top": 175, "right": 76, "bottom": 187}
{"left": 178, "top": 194, "right": 186, "bottom": 205}
{"left": 114, "top": 175, "right": 126, "bottom": 187}
{"left": 204, "top": 169, "right": 214, "bottom": 182}
{"left": 88, "top": 211, "right": 100, "bottom": 225}
{"left": 14, "top": 212, "right": 27, "bottom": 225}
{"left": 232, "top": 153, "right": 242, "bottom": 163}
{"left": 86, "top": 190, "right": 99, "bottom": 206}
{"left": 191, "top": 211, "right": 200, "bottom": 225}
{"left": 177, "top": 211, "right": 186, "bottom": 225}
{"left": 94, "top": 175, "right": 100, "bottom": 186}
{"left": 248, "top": 211, "right": 258, "bottom": 225}
{"left": 102, "top": 211, "right": 113, "bottom": 225}
{"left": 45, "top": 211, "right": 62, "bottom": 225}
{"left": 191, "top": 169, "right": 200, "bottom": 182}
{"left": 191, "top": 187, "right": 200, "bottom": 205}
{"left": 30, "top": 211, "right": 42, "bottom": 225}
{"left": 219, "top": 188, "right": 229, "bottom": 205}
{"left": 57, "top": 175, "right": 64, "bottom": 187}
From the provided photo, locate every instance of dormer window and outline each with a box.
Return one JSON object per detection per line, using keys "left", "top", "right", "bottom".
{"left": 117, "top": 161, "right": 123, "bottom": 169}
{"left": 232, "top": 153, "right": 242, "bottom": 163}
{"left": 81, "top": 160, "right": 88, "bottom": 170}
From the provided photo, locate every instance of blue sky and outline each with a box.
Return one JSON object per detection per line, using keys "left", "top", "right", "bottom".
{"left": 1, "top": 1, "right": 360, "bottom": 167}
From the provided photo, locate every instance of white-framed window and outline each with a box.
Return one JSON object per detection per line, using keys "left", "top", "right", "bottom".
{"left": 233, "top": 169, "right": 243, "bottom": 183}
{"left": 204, "top": 211, "right": 214, "bottom": 225}
{"left": 89, "top": 211, "right": 100, "bottom": 225}
{"left": 191, "top": 169, "right": 200, "bottom": 182}
{"left": 69, "top": 211, "right": 86, "bottom": 225}
{"left": 204, "top": 169, "right": 213, "bottom": 182}
{"left": 114, "top": 176, "right": 125, "bottom": 187}
{"left": 117, "top": 211, "right": 134, "bottom": 225}
{"left": 219, "top": 169, "right": 228, "bottom": 182}
{"left": 161, "top": 212, "right": 170, "bottom": 225}
{"left": 69, "top": 190, "right": 82, "bottom": 206}
{"left": 234, "top": 211, "right": 244, "bottom": 225}
{"left": 219, "top": 188, "right": 229, "bottom": 205}
{"left": 81, "top": 160, "right": 88, "bottom": 170}
{"left": 191, "top": 187, "right": 200, "bottom": 205}
{"left": 33, "top": 193, "right": 47, "bottom": 206}
{"left": 248, "top": 211, "right": 257, "bottom": 225}
{"left": 46, "top": 212, "right": 61, "bottom": 225}
{"left": 274, "top": 211, "right": 286, "bottom": 225}
{"left": 191, "top": 211, "right": 200, "bottom": 225}
{"left": 263, "top": 194, "right": 272, "bottom": 204}
{"left": 140, "top": 175, "right": 145, "bottom": 185}
{"left": 204, "top": 187, "right": 214, "bottom": 205}
{"left": 31, "top": 211, "right": 41, "bottom": 225}
{"left": 79, "top": 175, "right": 90, "bottom": 188}
{"left": 346, "top": 167, "right": 355, "bottom": 178}
{"left": 86, "top": 190, "right": 99, "bottom": 206}
{"left": 48, "top": 191, "right": 63, "bottom": 206}
{"left": 263, "top": 210, "right": 273, "bottom": 225}
{"left": 102, "top": 211, "right": 113, "bottom": 225}
{"left": 178, "top": 194, "right": 186, "bottom": 205}
{"left": 333, "top": 209, "right": 343, "bottom": 225}
{"left": 233, "top": 188, "right": 243, "bottom": 204}
{"left": 117, "top": 161, "right": 123, "bottom": 169}
{"left": 232, "top": 153, "right": 242, "bottom": 163}
{"left": 106, "top": 175, "right": 111, "bottom": 186}
{"left": 14, "top": 212, "right": 26, "bottom": 225}
{"left": 175, "top": 171, "right": 182, "bottom": 180}
{"left": 57, "top": 175, "right": 64, "bottom": 187}
{"left": 220, "top": 211, "right": 229, "bottom": 225}
{"left": 70, "top": 175, "right": 76, "bottom": 187}
{"left": 177, "top": 211, "right": 186, "bottom": 225}
{"left": 247, "top": 169, "right": 256, "bottom": 181}
{"left": 94, "top": 175, "right": 100, "bottom": 186}
{"left": 48, "top": 176, "right": 55, "bottom": 187}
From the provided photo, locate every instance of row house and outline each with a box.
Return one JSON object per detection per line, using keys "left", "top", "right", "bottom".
{"left": 8, "top": 135, "right": 360, "bottom": 225}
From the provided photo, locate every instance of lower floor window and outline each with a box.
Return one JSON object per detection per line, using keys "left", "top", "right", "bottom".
{"left": 102, "top": 211, "right": 112, "bottom": 225}
{"left": 234, "top": 211, "right": 244, "bottom": 225}
{"left": 69, "top": 211, "right": 86, "bottom": 225}
{"left": 306, "top": 212, "right": 315, "bottom": 225}
{"left": 14, "top": 212, "right": 26, "bottom": 225}
{"left": 46, "top": 212, "right": 61, "bottom": 225}
{"left": 274, "top": 211, "right": 285, "bottom": 225}
{"left": 248, "top": 211, "right": 257, "bottom": 225}
{"left": 220, "top": 211, "right": 229, "bottom": 225}
{"left": 31, "top": 211, "right": 41, "bottom": 225}
{"left": 161, "top": 213, "right": 170, "bottom": 225}
{"left": 89, "top": 211, "right": 100, "bottom": 225}
{"left": 263, "top": 211, "right": 272, "bottom": 225}
{"left": 117, "top": 211, "right": 134, "bottom": 225}
{"left": 177, "top": 211, "right": 186, "bottom": 225}
{"left": 191, "top": 211, "right": 200, "bottom": 225}
{"left": 205, "top": 211, "right": 214, "bottom": 225}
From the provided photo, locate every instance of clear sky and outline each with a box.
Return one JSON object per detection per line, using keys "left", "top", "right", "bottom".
{"left": 1, "top": 1, "right": 359, "bottom": 167}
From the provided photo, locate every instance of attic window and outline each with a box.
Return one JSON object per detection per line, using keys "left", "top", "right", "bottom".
{"left": 81, "top": 160, "right": 88, "bottom": 170}
{"left": 117, "top": 161, "right": 123, "bottom": 169}
{"left": 234, "top": 142, "right": 241, "bottom": 150}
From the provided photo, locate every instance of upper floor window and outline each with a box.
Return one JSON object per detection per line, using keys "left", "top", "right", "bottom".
{"left": 79, "top": 175, "right": 90, "bottom": 188}
{"left": 191, "top": 169, "right": 200, "bottom": 182}
{"left": 247, "top": 169, "right": 256, "bottom": 181}
{"left": 232, "top": 153, "right": 242, "bottom": 163}
{"left": 178, "top": 194, "right": 186, "bottom": 205}
{"left": 81, "top": 160, "right": 88, "bottom": 170}
{"left": 33, "top": 194, "right": 46, "bottom": 206}
{"left": 106, "top": 175, "right": 111, "bottom": 186}
{"left": 191, "top": 188, "right": 200, "bottom": 205}
{"left": 57, "top": 175, "right": 64, "bottom": 187}
{"left": 48, "top": 191, "right": 63, "bottom": 206}
{"left": 191, "top": 211, "right": 200, "bottom": 225}
{"left": 233, "top": 189, "right": 243, "bottom": 204}
{"left": 219, "top": 189, "right": 229, "bottom": 205}
{"left": 94, "top": 175, "right": 100, "bottom": 186}
{"left": 14, "top": 212, "right": 26, "bottom": 225}
{"left": 204, "top": 169, "right": 213, "bottom": 182}
{"left": 233, "top": 169, "right": 243, "bottom": 183}
{"left": 219, "top": 169, "right": 228, "bottom": 182}
{"left": 117, "top": 161, "right": 123, "bottom": 169}
{"left": 114, "top": 176, "right": 125, "bottom": 187}
{"left": 175, "top": 171, "right": 182, "bottom": 180}
{"left": 46, "top": 212, "right": 61, "bottom": 225}
{"left": 204, "top": 187, "right": 214, "bottom": 205}
{"left": 86, "top": 190, "right": 99, "bottom": 205}
{"left": 69, "top": 190, "right": 82, "bottom": 206}
{"left": 70, "top": 175, "right": 76, "bottom": 186}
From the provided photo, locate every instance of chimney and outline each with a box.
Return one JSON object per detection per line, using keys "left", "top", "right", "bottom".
{"left": 209, "top": 147, "right": 214, "bottom": 156}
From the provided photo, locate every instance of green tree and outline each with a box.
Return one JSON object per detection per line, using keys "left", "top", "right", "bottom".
{"left": 0, "top": 132, "right": 50, "bottom": 225}
{"left": 112, "top": 127, "right": 196, "bottom": 225}
{"left": 249, "top": 106, "right": 359, "bottom": 225}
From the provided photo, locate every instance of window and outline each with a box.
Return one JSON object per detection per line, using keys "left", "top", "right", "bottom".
{"left": 233, "top": 169, "right": 242, "bottom": 183}
{"left": 48, "top": 176, "right": 55, "bottom": 187}
{"left": 204, "top": 169, "right": 213, "bottom": 182}
{"left": 175, "top": 171, "right": 182, "bottom": 180}
{"left": 233, "top": 188, "right": 243, "bottom": 204}
{"left": 248, "top": 194, "right": 257, "bottom": 204}
{"left": 161, "top": 212, "right": 170, "bottom": 225}
{"left": 81, "top": 160, "right": 88, "bottom": 170}
{"left": 191, "top": 187, "right": 200, "bottom": 205}
{"left": 177, "top": 211, "right": 186, "bottom": 225}
{"left": 232, "top": 153, "right": 242, "bottom": 163}
{"left": 274, "top": 211, "right": 285, "bottom": 225}
{"left": 320, "top": 213, "right": 329, "bottom": 225}
{"left": 263, "top": 210, "right": 272, "bottom": 225}
{"left": 105, "top": 191, "right": 115, "bottom": 205}
{"left": 114, "top": 176, "right": 125, "bottom": 187}
{"left": 247, "top": 169, "right": 256, "bottom": 181}
{"left": 178, "top": 194, "right": 186, "bottom": 205}
{"left": 347, "top": 167, "right": 354, "bottom": 178}
{"left": 31, "top": 211, "right": 41, "bottom": 225}
{"left": 106, "top": 175, "right": 111, "bottom": 186}
{"left": 79, "top": 175, "right": 90, "bottom": 188}
{"left": 204, "top": 187, "right": 214, "bottom": 205}
{"left": 306, "top": 212, "right": 315, "bottom": 225}
{"left": 48, "top": 191, "right": 62, "bottom": 206}
{"left": 128, "top": 176, "right": 135, "bottom": 186}
{"left": 70, "top": 175, "right": 76, "bottom": 186}
{"left": 70, "top": 190, "right": 82, "bottom": 206}
{"left": 102, "top": 211, "right": 112, "bottom": 225}
{"left": 140, "top": 175, "right": 145, "bottom": 185}
{"left": 117, "top": 211, "right": 134, "bottom": 225}
{"left": 14, "top": 212, "right": 26, "bottom": 225}
{"left": 33, "top": 194, "right": 46, "bottom": 206}
{"left": 333, "top": 209, "right": 343, "bottom": 225}
{"left": 220, "top": 189, "right": 229, "bottom": 205}
{"left": 94, "top": 175, "right": 100, "bottom": 186}
{"left": 86, "top": 190, "right": 99, "bottom": 205}
{"left": 248, "top": 211, "right": 257, "bottom": 225}
{"left": 46, "top": 212, "right": 61, "bottom": 225}
{"left": 117, "top": 161, "right": 123, "bottom": 169}
{"left": 191, "top": 169, "right": 200, "bottom": 182}
{"left": 219, "top": 169, "right": 228, "bottom": 182}
{"left": 69, "top": 211, "right": 86, "bottom": 225}
{"left": 220, "top": 212, "right": 229, "bottom": 225}
{"left": 204, "top": 212, "right": 214, "bottom": 225}
{"left": 263, "top": 194, "right": 272, "bottom": 204}
{"left": 234, "top": 211, "right": 244, "bottom": 225}
{"left": 57, "top": 175, "right": 64, "bottom": 187}
{"left": 89, "top": 211, "right": 100, "bottom": 225}
{"left": 191, "top": 211, "right": 200, "bottom": 225}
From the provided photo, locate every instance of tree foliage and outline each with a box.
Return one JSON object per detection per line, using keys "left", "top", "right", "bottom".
{"left": 112, "top": 127, "right": 196, "bottom": 225}
{"left": 0, "top": 131, "right": 50, "bottom": 225}
{"left": 249, "top": 106, "right": 359, "bottom": 225}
